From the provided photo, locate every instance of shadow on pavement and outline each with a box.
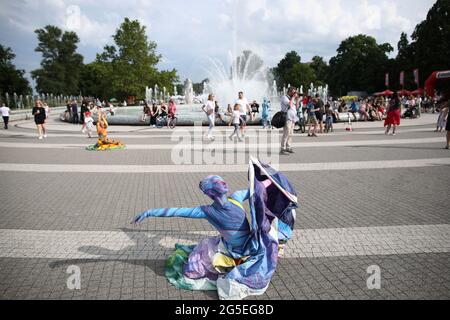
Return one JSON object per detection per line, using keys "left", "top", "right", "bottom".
{"left": 48, "top": 227, "right": 219, "bottom": 299}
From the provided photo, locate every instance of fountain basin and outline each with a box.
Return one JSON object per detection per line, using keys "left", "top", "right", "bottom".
{"left": 59, "top": 105, "right": 374, "bottom": 126}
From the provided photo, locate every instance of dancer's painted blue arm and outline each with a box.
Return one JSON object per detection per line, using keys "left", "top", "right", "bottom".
{"left": 133, "top": 207, "right": 206, "bottom": 223}
{"left": 230, "top": 189, "right": 250, "bottom": 203}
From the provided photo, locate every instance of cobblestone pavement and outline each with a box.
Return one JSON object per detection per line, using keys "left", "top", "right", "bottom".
{"left": 0, "top": 113, "right": 449, "bottom": 300}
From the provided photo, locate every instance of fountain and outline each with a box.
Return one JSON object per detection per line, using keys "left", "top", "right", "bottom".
{"left": 204, "top": 50, "right": 271, "bottom": 108}
{"left": 184, "top": 78, "right": 194, "bottom": 104}
{"left": 145, "top": 86, "right": 153, "bottom": 102}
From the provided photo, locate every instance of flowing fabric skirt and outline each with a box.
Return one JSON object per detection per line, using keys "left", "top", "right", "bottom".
{"left": 384, "top": 109, "right": 401, "bottom": 126}
{"left": 165, "top": 158, "right": 298, "bottom": 300}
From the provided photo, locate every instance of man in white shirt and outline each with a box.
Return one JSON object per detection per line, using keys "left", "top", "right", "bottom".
{"left": 235, "top": 91, "right": 251, "bottom": 137}
{"left": 0, "top": 103, "right": 10, "bottom": 130}
{"left": 280, "top": 87, "right": 298, "bottom": 155}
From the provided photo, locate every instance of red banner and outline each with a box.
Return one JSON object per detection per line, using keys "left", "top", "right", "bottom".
{"left": 385, "top": 73, "right": 389, "bottom": 87}
{"left": 400, "top": 71, "right": 405, "bottom": 87}
{"left": 413, "top": 69, "right": 419, "bottom": 86}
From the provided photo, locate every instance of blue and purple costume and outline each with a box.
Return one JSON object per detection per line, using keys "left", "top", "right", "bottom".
{"left": 133, "top": 158, "right": 298, "bottom": 300}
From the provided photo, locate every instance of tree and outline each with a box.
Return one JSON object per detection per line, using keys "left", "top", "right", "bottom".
{"left": 310, "top": 56, "right": 329, "bottom": 86}
{"left": 391, "top": 32, "right": 415, "bottom": 89}
{"left": 328, "top": 34, "right": 393, "bottom": 96}
{"left": 79, "top": 62, "right": 113, "bottom": 99}
{"left": 88, "top": 18, "right": 178, "bottom": 100}
{"left": 193, "top": 78, "right": 209, "bottom": 95}
{"left": 409, "top": 0, "right": 450, "bottom": 84}
{"left": 283, "top": 63, "right": 316, "bottom": 90}
{"left": 273, "top": 51, "right": 302, "bottom": 88}
{"left": 0, "top": 45, "right": 32, "bottom": 97}
{"left": 31, "top": 25, "right": 83, "bottom": 95}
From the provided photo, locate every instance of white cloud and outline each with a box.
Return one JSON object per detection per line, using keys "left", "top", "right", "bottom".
{"left": 0, "top": 0, "right": 437, "bottom": 83}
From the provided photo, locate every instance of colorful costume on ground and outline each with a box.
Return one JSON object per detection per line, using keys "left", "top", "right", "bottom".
{"left": 133, "top": 158, "right": 298, "bottom": 300}
{"left": 86, "top": 112, "right": 125, "bottom": 151}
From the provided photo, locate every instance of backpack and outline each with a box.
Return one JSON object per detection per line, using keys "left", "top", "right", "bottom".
{"left": 271, "top": 111, "right": 287, "bottom": 128}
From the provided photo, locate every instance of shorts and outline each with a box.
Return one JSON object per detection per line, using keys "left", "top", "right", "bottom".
{"left": 308, "top": 115, "right": 318, "bottom": 125}
{"left": 315, "top": 111, "right": 323, "bottom": 122}
{"left": 240, "top": 115, "right": 247, "bottom": 126}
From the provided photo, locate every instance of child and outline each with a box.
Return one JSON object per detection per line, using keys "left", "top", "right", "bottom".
{"left": 228, "top": 104, "right": 243, "bottom": 142}
{"left": 436, "top": 104, "right": 448, "bottom": 132}
{"left": 325, "top": 104, "right": 334, "bottom": 133}
{"left": 84, "top": 111, "right": 94, "bottom": 138}
{"left": 261, "top": 98, "right": 271, "bottom": 129}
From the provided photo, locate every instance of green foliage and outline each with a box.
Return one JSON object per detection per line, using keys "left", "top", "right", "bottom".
{"left": 0, "top": 45, "right": 32, "bottom": 96}
{"left": 407, "top": 0, "right": 449, "bottom": 85}
{"left": 283, "top": 63, "right": 317, "bottom": 89}
{"left": 310, "top": 56, "right": 329, "bottom": 86}
{"left": 273, "top": 51, "right": 301, "bottom": 88}
{"left": 327, "top": 34, "right": 393, "bottom": 95}
{"left": 81, "top": 18, "right": 178, "bottom": 101}
{"left": 31, "top": 25, "right": 83, "bottom": 95}
{"left": 273, "top": 51, "right": 321, "bottom": 91}
{"left": 193, "top": 78, "right": 209, "bottom": 95}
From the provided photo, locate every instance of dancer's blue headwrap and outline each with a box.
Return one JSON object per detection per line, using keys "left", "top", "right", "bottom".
{"left": 199, "top": 175, "right": 229, "bottom": 199}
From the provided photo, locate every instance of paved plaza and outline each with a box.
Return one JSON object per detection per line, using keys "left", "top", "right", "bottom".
{"left": 0, "top": 113, "right": 449, "bottom": 300}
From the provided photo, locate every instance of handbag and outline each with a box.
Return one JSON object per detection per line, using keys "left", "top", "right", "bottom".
{"left": 271, "top": 111, "right": 287, "bottom": 128}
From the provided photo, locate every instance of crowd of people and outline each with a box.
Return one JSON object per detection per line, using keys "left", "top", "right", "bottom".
{"left": 141, "top": 99, "right": 177, "bottom": 128}
{"left": 0, "top": 88, "right": 448, "bottom": 149}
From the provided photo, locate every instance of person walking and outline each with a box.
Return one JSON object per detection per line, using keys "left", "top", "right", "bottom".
{"left": 307, "top": 97, "right": 319, "bottom": 137}
{"left": 441, "top": 98, "right": 450, "bottom": 149}
{"left": 80, "top": 100, "right": 89, "bottom": 132}
{"left": 315, "top": 94, "right": 325, "bottom": 133}
{"left": 385, "top": 92, "right": 401, "bottom": 135}
{"left": 71, "top": 100, "right": 79, "bottom": 124}
{"left": 202, "top": 93, "right": 216, "bottom": 141}
{"left": 228, "top": 103, "right": 243, "bottom": 142}
{"left": 435, "top": 103, "right": 448, "bottom": 132}
{"left": 280, "top": 87, "right": 298, "bottom": 155}
{"left": 235, "top": 91, "right": 251, "bottom": 137}
{"left": 0, "top": 103, "right": 10, "bottom": 130}
{"left": 32, "top": 100, "right": 47, "bottom": 139}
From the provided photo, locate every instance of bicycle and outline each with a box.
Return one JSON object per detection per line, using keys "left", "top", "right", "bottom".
{"left": 155, "top": 114, "right": 178, "bottom": 129}
{"left": 168, "top": 114, "right": 177, "bottom": 129}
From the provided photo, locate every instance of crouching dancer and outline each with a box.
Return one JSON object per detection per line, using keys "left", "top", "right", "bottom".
{"left": 132, "top": 157, "right": 298, "bottom": 300}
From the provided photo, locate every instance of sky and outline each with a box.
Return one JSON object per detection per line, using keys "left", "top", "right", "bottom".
{"left": 0, "top": 0, "right": 437, "bottom": 89}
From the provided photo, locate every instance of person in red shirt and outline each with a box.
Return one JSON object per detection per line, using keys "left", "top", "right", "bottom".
{"left": 168, "top": 99, "right": 176, "bottom": 118}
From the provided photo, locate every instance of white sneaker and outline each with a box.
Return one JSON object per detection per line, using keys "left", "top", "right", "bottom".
{"left": 38, "top": 136, "right": 43, "bottom": 140}
{"left": 43, "top": 134, "right": 47, "bottom": 138}
{"left": 82, "top": 129, "right": 86, "bottom": 133}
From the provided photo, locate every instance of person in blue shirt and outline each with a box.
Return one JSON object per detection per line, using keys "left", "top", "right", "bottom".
{"left": 307, "top": 97, "right": 319, "bottom": 137}
{"left": 349, "top": 98, "right": 358, "bottom": 121}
